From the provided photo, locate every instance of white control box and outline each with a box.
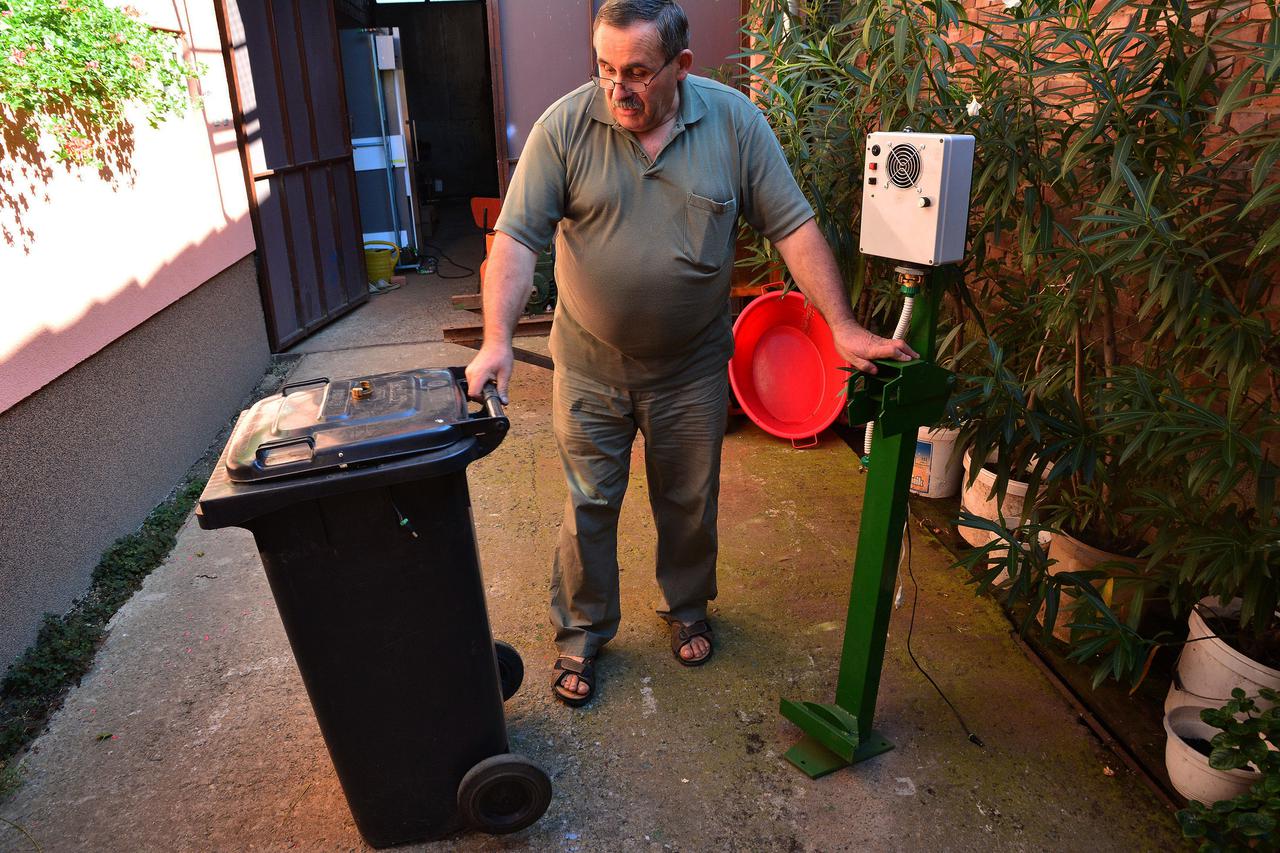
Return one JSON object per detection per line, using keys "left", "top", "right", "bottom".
{"left": 858, "top": 132, "right": 975, "bottom": 266}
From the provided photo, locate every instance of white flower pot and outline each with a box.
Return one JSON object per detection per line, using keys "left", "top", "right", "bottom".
{"left": 958, "top": 450, "right": 1051, "bottom": 550}
{"left": 1165, "top": 598, "right": 1280, "bottom": 714}
{"left": 1039, "top": 531, "right": 1140, "bottom": 643}
{"left": 1163, "top": 705, "right": 1260, "bottom": 805}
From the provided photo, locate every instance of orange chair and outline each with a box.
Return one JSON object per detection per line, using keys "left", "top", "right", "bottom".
{"left": 470, "top": 197, "right": 501, "bottom": 232}
{"left": 485, "top": 231, "right": 496, "bottom": 256}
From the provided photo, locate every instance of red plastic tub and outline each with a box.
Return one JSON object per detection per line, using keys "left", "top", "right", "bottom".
{"left": 729, "top": 288, "right": 849, "bottom": 447}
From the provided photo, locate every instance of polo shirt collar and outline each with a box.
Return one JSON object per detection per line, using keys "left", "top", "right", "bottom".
{"left": 588, "top": 75, "right": 709, "bottom": 129}
{"left": 679, "top": 77, "right": 707, "bottom": 126}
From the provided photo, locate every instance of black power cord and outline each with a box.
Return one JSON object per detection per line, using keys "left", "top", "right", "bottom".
{"left": 421, "top": 241, "right": 476, "bottom": 279}
{"left": 903, "top": 519, "right": 985, "bottom": 748}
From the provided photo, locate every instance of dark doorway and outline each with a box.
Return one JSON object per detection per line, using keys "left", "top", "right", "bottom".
{"left": 372, "top": 2, "right": 500, "bottom": 214}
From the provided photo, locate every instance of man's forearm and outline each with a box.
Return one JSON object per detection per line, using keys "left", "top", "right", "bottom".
{"left": 771, "top": 218, "right": 859, "bottom": 333}
{"left": 482, "top": 232, "right": 539, "bottom": 347}
{"left": 772, "top": 217, "right": 918, "bottom": 372}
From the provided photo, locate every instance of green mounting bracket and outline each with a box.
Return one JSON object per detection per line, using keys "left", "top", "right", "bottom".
{"left": 846, "top": 359, "right": 955, "bottom": 438}
{"left": 781, "top": 266, "right": 954, "bottom": 780}
{"left": 780, "top": 699, "right": 860, "bottom": 762}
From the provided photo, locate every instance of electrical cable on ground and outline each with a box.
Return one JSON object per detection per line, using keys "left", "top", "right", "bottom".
{"left": 903, "top": 519, "right": 985, "bottom": 748}
{"left": 421, "top": 242, "right": 476, "bottom": 279}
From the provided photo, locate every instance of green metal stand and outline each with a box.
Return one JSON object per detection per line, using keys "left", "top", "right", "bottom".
{"left": 781, "top": 266, "right": 955, "bottom": 779}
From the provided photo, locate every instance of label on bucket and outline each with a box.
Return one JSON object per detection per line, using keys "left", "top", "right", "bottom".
{"left": 910, "top": 439, "right": 933, "bottom": 493}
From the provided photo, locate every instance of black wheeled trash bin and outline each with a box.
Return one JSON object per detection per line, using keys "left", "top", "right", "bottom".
{"left": 195, "top": 367, "right": 550, "bottom": 847}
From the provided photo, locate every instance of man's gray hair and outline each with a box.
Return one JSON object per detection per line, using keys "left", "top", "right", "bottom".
{"left": 593, "top": 0, "right": 690, "bottom": 62}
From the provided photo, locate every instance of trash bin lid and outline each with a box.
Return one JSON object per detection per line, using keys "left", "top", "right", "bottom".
{"left": 224, "top": 368, "right": 481, "bottom": 483}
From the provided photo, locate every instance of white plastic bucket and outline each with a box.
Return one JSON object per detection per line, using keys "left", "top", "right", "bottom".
{"left": 1164, "top": 705, "right": 1260, "bottom": 804}
{"left": 910, "top": 427, "right": 963, "bottom": 498}
{"left": 1165, "top": 599, "right": 1280, "bottom": 714}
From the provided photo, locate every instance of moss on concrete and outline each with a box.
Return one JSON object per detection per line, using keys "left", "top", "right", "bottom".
{"left": 0, "top": 355, "right": 298, "bottom": 793}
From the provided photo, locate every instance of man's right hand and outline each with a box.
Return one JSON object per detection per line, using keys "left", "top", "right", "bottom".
{"left": 464, "top": 231, "right": 539, "bottom": 405}
{"left": 465, "top": 342, "right": 513, "bottom": 404}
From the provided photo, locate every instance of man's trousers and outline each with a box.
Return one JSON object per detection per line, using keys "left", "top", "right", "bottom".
{"left": 549, "top": 365, "right": 729, "bottom": 658}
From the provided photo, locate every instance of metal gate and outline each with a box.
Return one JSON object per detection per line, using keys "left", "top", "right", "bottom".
{"left": 216, "top": 0, "right": 369, "bottom": 351}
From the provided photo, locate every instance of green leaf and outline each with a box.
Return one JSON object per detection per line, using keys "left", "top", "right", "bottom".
{"left": 1241, "top": 183, "right": 1280, "bottom": 219}
{"left": 1247, "top": 217, "right": 1280, "bottom": 265}
{"left": 1214, "top": 72, "right": 1254, "bottom": 127}
{"left": 906, "top": 63, "right": 925, "bottom": 109}
{"left": 1229, "top": 811, "right": 1276, "bottom": 837}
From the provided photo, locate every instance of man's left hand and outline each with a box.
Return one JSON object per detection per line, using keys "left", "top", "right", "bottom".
{"left": 771, "top": 221, "right": 921, "bottom": 374}
{"left": 832, "top": 323, "right": 919, "bottom": 374}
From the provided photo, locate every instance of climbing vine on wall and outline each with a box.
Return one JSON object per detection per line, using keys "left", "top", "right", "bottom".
{"left": 0, "top": 0, "right": 202, "bottom": 165}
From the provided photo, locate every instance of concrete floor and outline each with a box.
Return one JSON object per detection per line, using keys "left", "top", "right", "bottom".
{"left": 0, "top": 206, "right": 1185, "bottom": 851}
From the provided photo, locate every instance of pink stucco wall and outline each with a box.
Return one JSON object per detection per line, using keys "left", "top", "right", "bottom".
{"left": 499, "top": 1, "right": 746, "bottom": 161}
{"left": 0, "top": 0, "right": 255, "bottom": 414}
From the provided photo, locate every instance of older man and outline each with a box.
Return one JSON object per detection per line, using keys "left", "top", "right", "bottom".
{"left": 465, "top": 0, "right": 915, "bottom": 706}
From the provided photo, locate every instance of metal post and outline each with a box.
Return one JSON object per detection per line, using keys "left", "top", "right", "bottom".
{"left": 780, "top": 266, "right": 950, "bottom": 779}
{"left": 370, "top": 33, "right": 402, "bottom": 250}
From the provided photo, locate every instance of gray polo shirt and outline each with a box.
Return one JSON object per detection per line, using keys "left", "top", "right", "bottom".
{"left": 496, "top": 74, "right": 814, "bottom": 389}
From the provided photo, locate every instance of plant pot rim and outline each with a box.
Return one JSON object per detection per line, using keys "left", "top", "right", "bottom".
{"left": 1049, "top": 528, "right": 1143, "bottom": 566}
{"left": 962, "top": 449, "right": 1052, "bottom": 494}
{"left": 1189, "top": 598, "right": 1280, "bottom": 680}
{"left": 1164, "top": 706, "right": 1263, "bottom": 780}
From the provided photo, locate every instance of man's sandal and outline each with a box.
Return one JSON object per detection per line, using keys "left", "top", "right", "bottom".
{"left": 667, "top": 619, "right": 713, "bottom": 667}
{"left": 551, "top": 656, "right": 596, "bottom": 707}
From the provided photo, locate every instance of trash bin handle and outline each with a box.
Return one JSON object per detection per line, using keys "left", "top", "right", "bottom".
{"left": 481, "top": 382, "right": 505, "bottom": 419}
{"left": 281, "top": 376, "right": 329, "bottom": 396}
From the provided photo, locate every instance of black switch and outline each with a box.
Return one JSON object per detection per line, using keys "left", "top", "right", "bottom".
{"left": 868, "top": 176, "right": 877, "bottom": 185}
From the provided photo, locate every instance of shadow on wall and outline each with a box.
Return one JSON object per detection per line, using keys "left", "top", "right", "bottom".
{"left": 0, "top": 213, "right": 268, "bottom": 670}
{"left": 0, "top": 209, "right": 256, "bottom": 413}
{"left": 0, "top": 106, "right": 141, "bottom": 255}
{"left": 0, "top": 30, "right": 258, "bottom": 256}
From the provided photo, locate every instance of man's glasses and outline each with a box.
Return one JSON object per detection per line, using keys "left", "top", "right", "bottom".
{"left": 591, "top": 56, "right": 675, "bottom": 93}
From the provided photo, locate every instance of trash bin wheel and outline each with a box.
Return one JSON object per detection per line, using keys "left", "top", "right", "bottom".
{"left": 494, "top": 640, "right": 523, "bottom": 701}
{"left": 457, "top": 753, "right": 551, "bottom": 834}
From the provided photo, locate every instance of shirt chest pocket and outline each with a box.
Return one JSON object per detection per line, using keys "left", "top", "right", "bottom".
{"left": 685, "top": 192, "right": 737, "bottom": 273}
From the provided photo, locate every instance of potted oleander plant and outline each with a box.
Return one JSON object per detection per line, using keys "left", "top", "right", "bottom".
{"left": 741, "top": 1, "right": 1280, "bottom": 690}
{"left": 1102, "top": 369, "right": 1280, "bottom": 702}
{"left": 952, "top": 0, "right": 1280, "bottom": 660}
{"left": 958, "top": 364, "right": 1280, "bottom": 696}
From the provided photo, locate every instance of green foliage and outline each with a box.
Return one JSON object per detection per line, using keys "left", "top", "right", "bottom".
{"left": 1177, "top": 688, "right": 1280, "bottom": 852}
{"left": 740, "top": 0, "right": 983, "bottom": 337}
{"left": 0, "top": 475, "right": 205, "bottom": 775}
{"left": 1103, "top": 369, "right": 1280, "bottom": 639}
{"left": 0, "top": 0, "right": 201, "bottom": 165}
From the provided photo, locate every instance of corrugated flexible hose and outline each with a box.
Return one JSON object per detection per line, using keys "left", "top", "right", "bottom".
{"left": 863, "top": 296, "right": 915, "bottom": 459}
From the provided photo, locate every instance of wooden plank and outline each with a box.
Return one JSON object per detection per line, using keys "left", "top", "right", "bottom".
{"left": 442, "top": 314, "right": 552, "bottom": 343}
{"left": 450, "top": 293, "right": 483, "bottom": 311}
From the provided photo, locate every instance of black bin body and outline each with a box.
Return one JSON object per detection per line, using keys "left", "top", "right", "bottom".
{"left": 197, "top": 368, "right": 512, "bottom": 847}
